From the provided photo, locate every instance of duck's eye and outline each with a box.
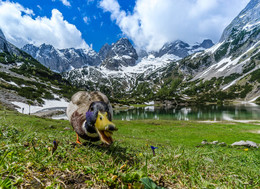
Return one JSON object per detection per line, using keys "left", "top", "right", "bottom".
{"left": 100, "top": 116, "right": 103, "bottom": 120}
{"left": 90, "top": 107, "right": 94, "bottom": 111}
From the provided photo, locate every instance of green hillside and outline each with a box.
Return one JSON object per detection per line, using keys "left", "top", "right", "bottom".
{"left": 0, "top": 51, "right": 79, "bottom": 106}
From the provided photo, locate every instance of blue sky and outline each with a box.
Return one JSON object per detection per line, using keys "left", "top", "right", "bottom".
{"left": 0, "top": 0, "right": 250, "bottom": 52}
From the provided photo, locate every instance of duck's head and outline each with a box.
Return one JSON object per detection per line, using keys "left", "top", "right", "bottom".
{"left": 86, "top": 101, "right": 117, "bottom": 145}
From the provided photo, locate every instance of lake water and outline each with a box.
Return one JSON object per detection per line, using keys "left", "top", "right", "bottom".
{"left": 113, "top": 103, "right": 260, "bottom": 121}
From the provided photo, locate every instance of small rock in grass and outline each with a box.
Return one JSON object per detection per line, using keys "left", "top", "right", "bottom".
{"left": 64, "top": 127, "right": 71, "bottom": 130}
{"left": 201, "top": 140, "right": 208, "bottom": 145}
{"left": 231, "top": 140, "right": 258, "bottom": 148}
{"left": 218, "top": 142, "right": 227, "bottom": 146}
{"left": 201, "top": 140, "right": 226, "bottom": 146}
{"left": 211, "top": 141, "right": 219, "bottom": 145}
{"left": 245, "top": 140, "right": 258, "bottom": 148}
{"left": 205, "top": 157, "right": 214, "bottom": 162}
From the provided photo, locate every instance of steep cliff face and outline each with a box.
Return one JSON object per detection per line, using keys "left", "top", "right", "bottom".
{"left": 220, "top": 0, "right": 260, "bottom": 42}
{"left": 173, "top": 0, "right": 260, "bottom": 102}
{"left": 100, "top": 38, "right": 138, "bottom": 71}
{"left": 22, "top": 44, "right": 100, "bottom": 73}
{"left": 182, "top": 0, "right": 260, "bottom": 81}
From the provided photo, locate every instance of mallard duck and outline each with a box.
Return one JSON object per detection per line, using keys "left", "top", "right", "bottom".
{"left": 66, "top": 91, "right": 117, "bottom": 145}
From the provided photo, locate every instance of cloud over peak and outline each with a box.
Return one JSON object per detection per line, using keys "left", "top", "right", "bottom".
{"left": 100, "top": 0, "right": 250, "bottom": 51}
{"left": 0, "top": 1, "right": 88, "bottom": 49}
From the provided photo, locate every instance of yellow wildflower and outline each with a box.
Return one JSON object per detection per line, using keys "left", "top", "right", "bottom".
{"left": 111, "top": 175, "right": 117, "bottom": 181}
{"left": 120, "top": 164, "right": 126, "bottom": 170}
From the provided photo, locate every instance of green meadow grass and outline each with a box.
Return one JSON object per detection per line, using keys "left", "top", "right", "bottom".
{"left": 0, "top": 107, "right": 260, "bottom": 188}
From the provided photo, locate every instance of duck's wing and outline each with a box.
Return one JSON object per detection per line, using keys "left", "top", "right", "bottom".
{"left": 66, "top": 91, "right": 91, "bottom": 122}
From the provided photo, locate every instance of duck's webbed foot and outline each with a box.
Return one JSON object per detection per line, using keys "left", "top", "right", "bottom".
{"left": 76, "top": 133, "right": 82, "bottom": 144}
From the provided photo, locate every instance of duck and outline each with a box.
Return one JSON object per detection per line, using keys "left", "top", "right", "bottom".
{"left": 66, "top": 91, "right": 118, "bottom": 145}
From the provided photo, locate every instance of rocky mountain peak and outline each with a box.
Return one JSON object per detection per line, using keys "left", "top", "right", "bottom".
{"left": 156, "top": 40, "right": 188, "bottom": 58}
{"left": 111, "top": 38, "right": 137, "bottom": 57}
{"left": 155, "top": 39, "right": 213, "bottom": 59}
{"left": 220, "top": 0, "right": 260, "bottom": 42}
{"left": 200, "top": 39, "right": 214, "bottom": 49}
{"left": 101, "top": 38, "right": 138, "bottom": 70}
{"left": 22, "top": 43, "right": 100, "bottom": 73}
{"left": 22, "top": 44, "right": 39, "bottom": 57}
{"left": 39, "top": 43, "right": 55, "bottom": 52}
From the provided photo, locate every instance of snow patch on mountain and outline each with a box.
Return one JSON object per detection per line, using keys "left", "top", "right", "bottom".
{"left": 204, "top": 42, "right": 224, "bottom": 54}
{"left": 122, "top": 53, "right": 180, "bottom": 74}
{"left": 243, "top": 20, "right": 260, "bottom": 30}
{"left": 12, "top": 98, "right": 69, "bottom": 114}
{"left": 202, "top": 40, "right": 260, "bottom": 78}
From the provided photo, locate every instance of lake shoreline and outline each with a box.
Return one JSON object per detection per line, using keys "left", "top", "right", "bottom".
{"left": 9, "top": 99, "right": 260, "bottom": 121}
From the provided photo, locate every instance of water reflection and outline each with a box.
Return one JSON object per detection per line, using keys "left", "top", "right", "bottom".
{"left": 113, "top": 104, "right": 260, "bottom": 121}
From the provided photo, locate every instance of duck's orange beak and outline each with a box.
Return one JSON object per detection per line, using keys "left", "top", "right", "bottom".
{"left": 95, "top": 111, "right": 117, "bottom": 145}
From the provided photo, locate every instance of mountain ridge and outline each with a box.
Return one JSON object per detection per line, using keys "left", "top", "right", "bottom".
{"left": 22, "top": 37, "right": 213, "bottom": 73}
{"left": 22, "top": 43, "right": 100, "bottom": 73}
{"left": 63, "top": 0, "right": 260, "bottom": 104}
{"left": 2, "top": 0, "right": 260, "bottom": 105}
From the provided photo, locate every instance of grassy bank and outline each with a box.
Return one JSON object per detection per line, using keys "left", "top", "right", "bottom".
{"left": 0, "top": 107, "right": 260, "bottom": 188}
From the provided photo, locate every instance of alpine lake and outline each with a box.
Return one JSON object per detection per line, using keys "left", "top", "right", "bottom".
{"left": 113, "top": 103, "right": 260, "bottom": 121}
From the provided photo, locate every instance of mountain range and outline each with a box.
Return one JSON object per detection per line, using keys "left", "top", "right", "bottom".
{"left": 22, "top": 37, "right": 213, "bottom": 72}
{"left": 1, "top": 0, "right": 260, "bottom": 106}
{"left": 61, "top": 0, "right": 260, "bottom": 104}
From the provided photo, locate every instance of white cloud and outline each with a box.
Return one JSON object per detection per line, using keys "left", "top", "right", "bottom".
{"left": 37, "top": 5, "right": 42, "bottom": 11}
{"left": 60, "top": 0, "right": 71, "bottom": 7}
{"left": 52, "top": 0, "right": 71, "bottom": 7}
{"left": 0, "top": 1, "right": 89, "bottom": 49}
{"left": 83, "top": 16, "right": 90, "bottom": 24}
{"left": 100, "top": 0, "right": 250, "bottom": 51}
